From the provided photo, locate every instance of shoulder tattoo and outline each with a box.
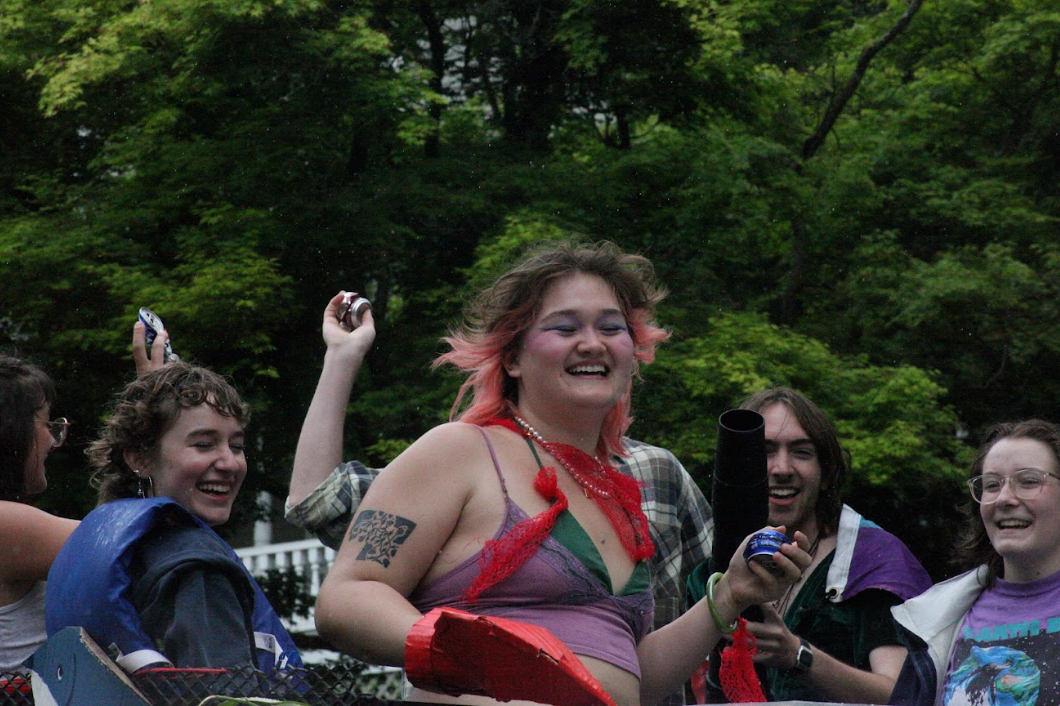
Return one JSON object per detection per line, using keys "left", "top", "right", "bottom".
{"left": 346, "top": 509, "right": 417, "bottom": 568}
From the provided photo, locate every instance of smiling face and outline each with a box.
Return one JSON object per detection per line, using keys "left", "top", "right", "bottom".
{"left": 23, "top": 404, "right": 56, "bottom": 495}
{"left": 981, "top": 437, "right": 1060, "bottom": 583}
{"left": 506, "top": 272, "right": 635, "bottom": 428}
{"left": 131, "top": 403, "right": 247, "bottom": 527}
{"left": 763, "top": 402, "right": 823, "bottom": 540}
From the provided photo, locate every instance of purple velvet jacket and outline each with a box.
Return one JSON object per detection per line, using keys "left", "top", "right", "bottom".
{"left": 825, "top": 504, "right": 932, "bottom": 604}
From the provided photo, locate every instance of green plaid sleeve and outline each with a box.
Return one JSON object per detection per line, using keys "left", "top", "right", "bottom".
{"left": 284, "top": 461, "right": 380, "bottom": 550}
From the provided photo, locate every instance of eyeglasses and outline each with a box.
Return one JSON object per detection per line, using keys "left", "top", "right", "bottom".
{"left": 46, "top": 418, "right": 69, "bottom": 448}
{"left": 967, "top": 468, "right": 1060, "bottom": 504}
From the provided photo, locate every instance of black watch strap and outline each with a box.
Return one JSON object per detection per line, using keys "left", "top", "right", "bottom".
{"left": 792, "top": 638, "right": 813, "bottom": 673}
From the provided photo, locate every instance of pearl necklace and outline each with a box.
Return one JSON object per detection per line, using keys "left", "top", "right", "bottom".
{"left": 513, "top": 416, "right": 611, "bottom": 499}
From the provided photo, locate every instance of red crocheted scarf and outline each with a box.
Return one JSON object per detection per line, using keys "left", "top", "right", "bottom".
{"left": 465, "top": 418, "right": 653, "bottom": 601}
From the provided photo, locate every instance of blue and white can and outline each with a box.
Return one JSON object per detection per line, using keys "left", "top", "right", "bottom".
{"left": 138, "top": 307, "right": 178, "bottom": 363}
{"left": 744, "top": 529, "right": 792, "bottom": 574}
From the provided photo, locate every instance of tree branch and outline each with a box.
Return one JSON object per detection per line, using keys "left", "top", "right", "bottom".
{"left": 802, "top": 0, "right": 924, "bottom": 161}
{"left": 416, "top": 0, "right": 446, "bottom": 158}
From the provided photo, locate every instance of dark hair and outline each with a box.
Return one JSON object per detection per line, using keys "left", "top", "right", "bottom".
{"left": 435, "top": 240, "right": 669, "bottom": 458}
{"left": 740, "top": 387, "right": 849, "bottom": 536}
{"left": 88, "top": 363, "right": 250, "bottom": 504}
{"left": 955, "top": 419, "right": 1060, "bottom": 585}
{"left": 0, "top": 355, "right": 56, "bottom": 501}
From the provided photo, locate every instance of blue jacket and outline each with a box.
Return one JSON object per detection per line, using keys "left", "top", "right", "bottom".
{"left": 46, "top": 498, "right": 301, "bottom": 674}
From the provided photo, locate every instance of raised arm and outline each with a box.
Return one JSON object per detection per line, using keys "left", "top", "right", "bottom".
{"left": 0, "top": 501, "right": 78, "bottom": 583}
{"left": 289, "top": 292, "right": 376, "bottom": 507}
{"left": 314, "top": 423, "right": 482, "bottom": 665}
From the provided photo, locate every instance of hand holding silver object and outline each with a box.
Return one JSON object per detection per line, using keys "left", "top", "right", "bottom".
{"left": 338, "top": 293, "right": 371, "bottom": 328}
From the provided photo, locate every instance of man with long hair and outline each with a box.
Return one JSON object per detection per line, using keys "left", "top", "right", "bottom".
{"left": 690, "top": 387, "right": 931, "bottom": 704}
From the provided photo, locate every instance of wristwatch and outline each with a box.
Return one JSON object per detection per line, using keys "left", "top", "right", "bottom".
{"left": 792, "top": 638, "right": 814, "bottom": 673}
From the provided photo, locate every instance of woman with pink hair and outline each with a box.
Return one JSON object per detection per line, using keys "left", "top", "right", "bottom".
{"left": 316, "top": 241, "right": 809, "bottom": 704}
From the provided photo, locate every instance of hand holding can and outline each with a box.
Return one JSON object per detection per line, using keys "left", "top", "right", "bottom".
{"left": 337, "top": 292, "right": 372, "bottom": 329}
{"left": 138, "top": 307, "right": 179, "bottom": 363}
{"left": 743, "top": 529, "right": 793, "bottom": 575}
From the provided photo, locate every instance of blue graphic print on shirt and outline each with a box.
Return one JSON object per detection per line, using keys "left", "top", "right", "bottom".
{"left": 944, "top": 645, "right": 1039, "bottom": 705}
{"left": 940, "top": 571, "right": 1060, "bottom": 706}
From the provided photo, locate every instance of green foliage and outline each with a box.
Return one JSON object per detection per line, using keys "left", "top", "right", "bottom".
{"left": 460, "top": 216, "right": 585, "bottom": 296}
{"left": 636, "top": 311, "right": 970, "bottom": 576}
{"left": 362, "top": 438, "right": 414, "bottom": 468}
{"left": 807, "top": 237, "right": 1060, "bottom": 437}
{"left": 1, "top": 0, "right": 1057, "bottom": 580}
{"left": 638, "top": 311, "right": 967, "bottom": 484}
{"left": 256, "top": 566, "right": 314, "bottom": 622}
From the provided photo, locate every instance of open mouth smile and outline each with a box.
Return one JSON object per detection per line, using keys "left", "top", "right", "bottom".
{"left": 197, "top": 481, "right": 234, "bottom": 497}
{"left": 567, "top": 364, "right": 609, "bottom": 377}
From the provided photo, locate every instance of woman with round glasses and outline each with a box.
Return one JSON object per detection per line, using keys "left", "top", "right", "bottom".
{"left": 889, "top": 419, "right": 1060, "bottom": 704}
{"left": 0, "top": 356, "right": 79, "bottom": 671}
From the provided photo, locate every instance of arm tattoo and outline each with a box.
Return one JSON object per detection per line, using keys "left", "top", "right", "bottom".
{"left": 346, "top": 510, "right": 417, "bottom": 568}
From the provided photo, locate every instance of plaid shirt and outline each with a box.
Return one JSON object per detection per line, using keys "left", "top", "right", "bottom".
{"left": 286, "top": 438, "right": 713, "bottom": 704}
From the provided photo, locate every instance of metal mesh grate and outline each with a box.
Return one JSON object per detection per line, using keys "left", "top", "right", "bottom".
{"left": 1, "top": 665, "right": 402, "bottom": 705}
{"left": 0, "top": 676, "right": 31, "bottom": 706}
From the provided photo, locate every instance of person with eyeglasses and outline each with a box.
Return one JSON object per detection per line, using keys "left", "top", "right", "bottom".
{"left": 0, "top": 356, "right": 79, "bottom": 672}
{"left": 1, "top": 327, "right": 180, "bottom": 673}
{"left": 889, "top": 419, "right": 1060, "bottom": 705}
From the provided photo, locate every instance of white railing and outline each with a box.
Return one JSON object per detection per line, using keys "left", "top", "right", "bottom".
{"left": 235, "top": 538, "right": 336, "bottom": 635}
{"left": 234, "top": 538, "right": 405, "bottom": 695}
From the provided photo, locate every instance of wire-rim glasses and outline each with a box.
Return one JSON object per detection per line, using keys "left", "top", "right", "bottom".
{"left": 47, "top": 417, "right": 69, "bottom": 448}
{"left": 967, "top": 468, "right": 1060, "bottom": 505}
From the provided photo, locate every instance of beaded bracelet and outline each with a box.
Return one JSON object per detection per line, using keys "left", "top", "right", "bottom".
{"left": 706, "top": 571, "right": 739, "bottom": 635}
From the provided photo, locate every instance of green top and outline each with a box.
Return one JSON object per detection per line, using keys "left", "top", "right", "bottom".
{"left": 766, "top": 551, "right": 903, "bottom": 701}
{"left": 552, "top": 509, "right": 651, "bottom": 596}
{"left": 524, "top": 437, "right": 650, "bottom": 597}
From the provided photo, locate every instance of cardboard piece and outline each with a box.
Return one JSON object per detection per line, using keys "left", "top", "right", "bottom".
{"left": 29, "top": 627, "right": 150, "bottom": 705}
{"left": 406, "top": 607, "right": 615, "bottom": 705}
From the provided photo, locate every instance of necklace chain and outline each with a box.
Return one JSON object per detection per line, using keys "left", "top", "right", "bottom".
{"left": 774, "top": 532, "right": 822, "bottom": 618}
{"left": 513, "top": 416, "right": 611, "bottom": 499}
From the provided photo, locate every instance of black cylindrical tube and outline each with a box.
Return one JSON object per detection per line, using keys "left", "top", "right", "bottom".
{"left": 705, "top": 408, "right": 771, "bottom": 703}
{"left": 710, "top": 409, "right": 769, "bottom": 574}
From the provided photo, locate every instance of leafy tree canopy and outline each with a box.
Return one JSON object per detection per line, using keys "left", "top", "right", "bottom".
{"left": 1, "top": 0, "right": 1056, "bottom": 578}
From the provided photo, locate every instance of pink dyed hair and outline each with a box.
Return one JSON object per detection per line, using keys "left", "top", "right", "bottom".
{"left": 434, "top": 241, "right": 669, "bottom": 459}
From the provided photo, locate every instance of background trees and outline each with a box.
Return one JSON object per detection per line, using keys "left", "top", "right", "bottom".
{"left": 2, "top": 0, "right": 1057, "bottom": 578}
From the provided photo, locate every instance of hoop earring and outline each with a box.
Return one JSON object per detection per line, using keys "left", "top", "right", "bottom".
{"left": 134, "top": 471, "right": 153, "bottom": 499}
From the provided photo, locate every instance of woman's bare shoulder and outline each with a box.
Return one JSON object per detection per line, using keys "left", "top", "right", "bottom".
{"left": 394, "top": 422, "right": 493, "bottom": 463}
{"left": 372, "top": 422, "right": 497, "bottom": 492}
{"left": 0, "top": 501, "right": 77, "bottom": 534}
{"left": 0, "top": 501, "right": 79, "bottom": 582}
{"left": 422, "top": 421, "right": 492, "bottom": 442}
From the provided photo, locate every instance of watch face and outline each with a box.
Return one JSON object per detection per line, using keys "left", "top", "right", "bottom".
{"left": 796, "top": 642, "right": 813, "bottom": 671}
